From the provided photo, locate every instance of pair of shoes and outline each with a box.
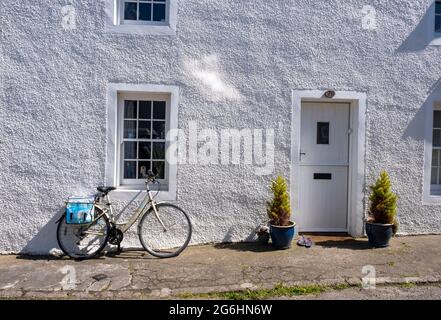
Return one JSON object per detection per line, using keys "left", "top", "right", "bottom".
{"left": 296, "top": 235, "right": 313, "bottom": 248}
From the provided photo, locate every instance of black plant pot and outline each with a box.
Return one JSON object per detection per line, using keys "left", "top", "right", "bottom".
{"left": 365, "top": 222, "right": 393, "bottom": 248}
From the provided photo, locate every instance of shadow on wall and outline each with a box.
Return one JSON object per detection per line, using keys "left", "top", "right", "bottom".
{"left": 19, "top": 208, "right": 65, "bottom": 256}
{"left": 402, "top": 78, "right": 441, "bottom": 141}
{"left": 396, "top": 1, "right": 436, "bottom": 52}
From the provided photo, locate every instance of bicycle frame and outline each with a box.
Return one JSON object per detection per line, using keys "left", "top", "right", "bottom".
{"left": 93, "top": 182, "right": 167, "bottom": 233}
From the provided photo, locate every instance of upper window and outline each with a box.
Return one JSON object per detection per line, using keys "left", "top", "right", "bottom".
{"left": 436, "top": 1, "right": 441, "bottom": 33}
{"left": 119, "top": 95, "right": 169, "bottom": 186}
{"left": 122, "top": 0, "right": 167, "bottom": 24}
{"left": 104, "top": 0, "right": 177, "bottom": 35}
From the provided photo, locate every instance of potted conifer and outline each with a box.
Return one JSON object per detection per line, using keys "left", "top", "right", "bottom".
{"left": 365, "top": 171, "right": 399, "bottom": 248}
{"left": 267, "top": 176, "right": 296, "bottom": 249}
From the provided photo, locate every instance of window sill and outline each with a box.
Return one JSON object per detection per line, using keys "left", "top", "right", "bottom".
{"left": 429, "top": 34, "right": 441, "bottom": 46}
{"left": 104, "top": 24, "right": 176, "bottom": 35}
{"left": 422, "top": 193, "right": 441, "bottom": 204}
{"left": 111, "top": 188, "right": 176, "bottom": 202}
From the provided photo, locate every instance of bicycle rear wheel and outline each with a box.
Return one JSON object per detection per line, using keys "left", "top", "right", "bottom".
{"left": 138, "top": 203, "right": 192, "bottom": 258}
{"left": 57, "top": 209, "right": 110, "bottom": 259}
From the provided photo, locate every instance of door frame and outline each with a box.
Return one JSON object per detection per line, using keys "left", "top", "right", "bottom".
{"left": 291, "top": 90, "right": 367, "bottom": 237}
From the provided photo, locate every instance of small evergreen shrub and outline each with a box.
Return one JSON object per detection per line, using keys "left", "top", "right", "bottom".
{"left": 368, "top": 171, "right": 399, "bottom": 234}
{"left": 267, "top": 176, "right": 292, "bottom": 226}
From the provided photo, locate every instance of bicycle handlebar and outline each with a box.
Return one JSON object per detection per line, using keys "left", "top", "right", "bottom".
{"left": 141, "top": 169, "right": 157, "bottom": 182}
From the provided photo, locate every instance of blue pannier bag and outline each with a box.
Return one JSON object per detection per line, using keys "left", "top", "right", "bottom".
{"left": 65, "top": 196, "right": 96, "bottom": 224}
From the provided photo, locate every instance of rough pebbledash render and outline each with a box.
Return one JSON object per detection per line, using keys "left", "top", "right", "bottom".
{"left": 0, "top": 0, "right": 440, "bottom": 254}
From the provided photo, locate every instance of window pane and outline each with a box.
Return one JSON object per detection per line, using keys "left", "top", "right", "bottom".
{"left": 153, "top": 3, "right": 166, "bottom": 22}
{"left": 434, "top": 129, "right": 441, "bottom": 147}
{"left": 432, "top": 167, "right": 438, "bottom": 184}
{"left": 124, "top": 2, "right": 138, "bottom": 20}
{"left": 124, "top": 100, "right": 137, "bottom": 119}
{"left": 152, "top": 142, "right": 165, "bottom": 159}
{"left": 153, "top": 101, "right": 166, "bottom": 119}
{"left": 435, "top": 111, "right": 441, "bottom": 127}
{"left": 139, "top": 101, "right": 151, "bottom": 119}
{"left": 139, "top": 142, "right": 151, "bottom": 159}
{"left": 317, "top": 122, "right": 330, "bottom": 144}
{"left": 432, "top": 149, "right": 439, "bottom": 167}
{"left": 139, "top": 3, "right": 152, "bottom": 21}
{"left": 124, "top": 141, "right": 137, "bottom": 159}
{"left": 139, "top": 161, "right": 151, "bottom": 179}
{"left": 124, "top": 161, "right": 137, "bottom": 179}
{"left": 436, "top": 16, "right": 441, "bottom": 32}
{"left": 138, "top": 121, "right": 151, "bottom": 139}
{"left": 153, "top": 161, "right": 165, "bottom": 179}
{"left": 152, "top": 121, "right": 165, "bottom": 139}
{"left": 124, "top": 120, "right": 137, "bottom": 139}
{"left": 436, "top": 2, "right": 441, "bottom": 14}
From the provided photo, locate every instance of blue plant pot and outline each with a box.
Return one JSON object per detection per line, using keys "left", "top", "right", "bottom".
{"left": 270, "top": 222, "right": 296, "bottom": 249}
{"left": 365, "top": 222, "right": 393, "bottom": 248}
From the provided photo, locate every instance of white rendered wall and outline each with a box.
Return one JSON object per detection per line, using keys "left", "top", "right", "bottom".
{"left": 0, "top": 0, "right": 441, "bottom": 254}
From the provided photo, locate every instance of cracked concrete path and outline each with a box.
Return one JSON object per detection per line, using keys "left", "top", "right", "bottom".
{"left": 1, "top": 235, "right": 441, "bottom": 299}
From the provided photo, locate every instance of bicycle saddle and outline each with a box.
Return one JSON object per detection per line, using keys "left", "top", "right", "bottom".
{"left": 97, "top": 186, "right": 116, "bottom": 195}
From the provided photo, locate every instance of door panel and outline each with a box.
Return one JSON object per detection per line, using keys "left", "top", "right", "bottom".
{"left": 300, "top": 102, "right": 349, "bottom": 166}
{"left": 298, "top": 166, "right": 348, "bottom": 231}
{"left": 298, "top": 102, "right": 350, "bottom": 231}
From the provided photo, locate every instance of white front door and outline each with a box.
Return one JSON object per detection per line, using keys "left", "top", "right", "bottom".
{"left": 298, "top": 102, "right": 350, "bottom": 232}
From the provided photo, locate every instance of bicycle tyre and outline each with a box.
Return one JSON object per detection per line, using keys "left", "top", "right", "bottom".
{"left": 56, "top": 210, "right": 110, "bottom": 260}
{"left": 138, "top": 203, "right": 192, "bottom": 258}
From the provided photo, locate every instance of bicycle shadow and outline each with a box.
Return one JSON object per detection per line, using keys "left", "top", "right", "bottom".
{"left": 16, "top": 208, "right": 66, "bottom": 261}
{"left": 103, "top": 248, "right": 159, "bottom": 260}
{"left": 15, "top": 190, "right": 154, "bottom": 261}
{"left": 14, "top": 207, "right": 122, "bottom": 261}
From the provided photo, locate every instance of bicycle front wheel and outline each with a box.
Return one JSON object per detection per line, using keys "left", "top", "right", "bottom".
{"left": 57, "top": 210, "right": 110, "bottom": 259}
{"left": 138, "top": 203, "right": 192, "bottom": 258}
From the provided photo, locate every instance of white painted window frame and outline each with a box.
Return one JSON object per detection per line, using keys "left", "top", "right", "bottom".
{"left": 291, "top": 90, "right": 367, "bottom": 237}
{"left": 104, "top": 0, "right": 177, "bottom": 35}
{"left": 118, "top": 92, "right": 169, "bottom": 187}
{"left": 423, "top": 96, "right": 441, "bottom": 203}
{"left": 106, "top": 83, "right": 179, "bottom": 201}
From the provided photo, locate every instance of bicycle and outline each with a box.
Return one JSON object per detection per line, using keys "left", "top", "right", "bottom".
{"left": 56, "top": 170, "right": 192, "bottom": 259}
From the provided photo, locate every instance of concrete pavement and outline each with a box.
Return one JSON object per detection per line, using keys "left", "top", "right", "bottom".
{"left": 1, "top": 235, "right": 441, "bottom": 299}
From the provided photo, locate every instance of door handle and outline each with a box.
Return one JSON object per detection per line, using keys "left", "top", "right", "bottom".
{"left": 300, "top": 151, "right": 306, "bottom": 160}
